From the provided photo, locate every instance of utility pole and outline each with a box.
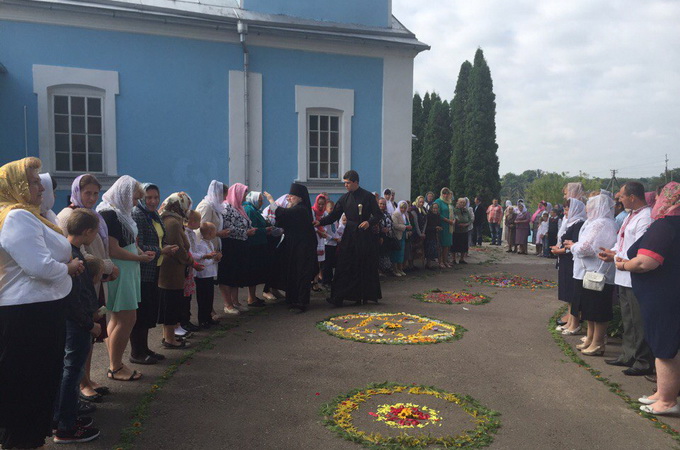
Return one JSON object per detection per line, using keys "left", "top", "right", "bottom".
{"left": 665, "top": 154, "right": 670, "bottom": 183}
{"left": 606, "top": 169, "right": 619, "bottom": 193}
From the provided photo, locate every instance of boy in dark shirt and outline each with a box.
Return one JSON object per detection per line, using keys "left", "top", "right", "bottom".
{"left": 53, "top": 209, "right": 102, "bottom": 444}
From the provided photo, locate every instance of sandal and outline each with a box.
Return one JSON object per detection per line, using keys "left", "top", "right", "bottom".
{"left": 129, "top": 355, "right": 158, "bottom": 365}
{"left": 107, "top": 365, "right": 142, "bottom": 381}
{"left": 161, "top": 338, "right": 189, "bottom": 349}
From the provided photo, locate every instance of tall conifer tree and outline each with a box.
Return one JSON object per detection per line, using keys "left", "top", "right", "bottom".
{"left": 411, "top": 93, "right": 424, "bottom": 199}
{"left": 463, "top": 48, "right": 501, "bottom": 201}
{"left": 450, "top": 60, "right": 472, "bottom": 197}
{"left": 420, "top": 95, "right": 452, "bottom": 196}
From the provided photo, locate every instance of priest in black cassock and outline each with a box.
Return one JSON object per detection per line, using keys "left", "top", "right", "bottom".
{"left": 317, "top": 170, "right": 382, "bottom": 305}
{"left": 263, "top": 183, "right": 317, "bottom": 312}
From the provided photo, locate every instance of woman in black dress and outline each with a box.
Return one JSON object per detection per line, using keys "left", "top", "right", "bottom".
{"left": 618, "top": 181, "right": 680, "bottom": 415}
{"left": 263, "top": 184, "right": 317, "bottom": 312}
{"left": 552, "top": 199, "right": 587, "bottom": 334}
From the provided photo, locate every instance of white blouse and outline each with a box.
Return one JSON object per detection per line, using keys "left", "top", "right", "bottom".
{"left": 0, "top": 209, "right": 72, "bottom": 306}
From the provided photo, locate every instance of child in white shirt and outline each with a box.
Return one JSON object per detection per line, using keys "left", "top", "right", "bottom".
{"left": 536, "top": 212, "right": 549, "bottom": 256}
{"left": 193, "top": 222, "right": 221, "bottom": 328}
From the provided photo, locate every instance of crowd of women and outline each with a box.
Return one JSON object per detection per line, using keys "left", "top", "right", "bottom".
{"left": 551, "top": 181, "right": 680, "bottom": 417}
{"left": 2, "top": 153, "right": 679, "bottom": 448}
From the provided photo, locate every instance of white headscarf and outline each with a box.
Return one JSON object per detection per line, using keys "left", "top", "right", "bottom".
{"left": 572, "top": 194, "right": 617, "bottom": 260}
{"left": 39, "top": 173, "right": 59, "bottom": 226}
{"left": 557, "top": 198, "right": 586, "bottom": 245}
{"left": 204, "top": 180, "right": 225, "bottom": 231}
{"left": 97, "top": 175, "right": 139, "bottom": 241}
{"left": 398, "top": 200, "right": 409, "bottom": 224}
{"left": 384, "top": 189, "right": 396, "bottom": 214}
{"left": 505, "top": 200, "right": 512, "bottom": 207}
{"left": 245, "top": 191, "right": 262, "bottom": 209}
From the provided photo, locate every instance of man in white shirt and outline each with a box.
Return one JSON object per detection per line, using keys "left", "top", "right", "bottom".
{"left": 598, "top": 181, "right": 654, "bottom": 376}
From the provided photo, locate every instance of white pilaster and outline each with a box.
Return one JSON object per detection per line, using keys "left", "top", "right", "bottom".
{"left": 228, "top": 70, "right": 262, "bottom": 190}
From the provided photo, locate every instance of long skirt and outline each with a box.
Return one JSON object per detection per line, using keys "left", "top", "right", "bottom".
{"left": 217, "top": 238, "right": 248, "bottom": 287}
{"left": 451, "top": 232, "right": 469, "bottom": 253}
{"left": 158, "top": 288, "right": 184, "bottom": 325}
{"left": 424, "top": 236, "right": 439, "bottom": 260}
{"left": 0, "top": 299, "right": 65, "bottom": 449}
{"left": 557, "top": 254, "right": 575, "bottom": 303}
{"left": 242, "top": 243, "right": 270, "bottom": 287}
{"left": 390, "top": 234, "right": 406, "bottom": 263}
{"left": 572, "top": 280, "right": 614, "bottom": 322}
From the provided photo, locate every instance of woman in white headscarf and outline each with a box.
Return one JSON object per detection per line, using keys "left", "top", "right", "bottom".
{"left": 502, "top": 200, "right": 513, "bottom": 245}
{"left": 383, "top": 189, "right": 396, "bottom": 215}
{"left": 195, "top": 180, "right": 229, "bottom": 251}
{"left": 97, "top": 176, "right": 155, "bottom": 381}
{"left": 563, "top": 194, "right": 617, "bottom": 355}
{"left": 390, "top": 200, "right": 412, "bottom": 276}
{"left": 553, "top": 198, "right": 587, "bottom": 333}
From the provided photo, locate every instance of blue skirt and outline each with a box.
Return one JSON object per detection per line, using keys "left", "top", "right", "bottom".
{"left": 390, "top": 234, "right": 406, "bottom": 263}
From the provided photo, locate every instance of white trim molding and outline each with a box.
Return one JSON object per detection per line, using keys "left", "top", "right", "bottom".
{"left": 228, "top": 70, "right": 262, "bottom": 190}
{"left": 32, "top": 64, "right": 119, "bottom": 175}
{"left": 381, "top": 54, "right": 413, "bottom": 197}
{"left": 295, "top": 85, "right": 353, "bottom": 193}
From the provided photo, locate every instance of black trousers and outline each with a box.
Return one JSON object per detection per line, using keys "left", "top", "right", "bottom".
{"left": 471, "top": 224, "right": 485, "bottom": 245}
{"left": 195, "top": 277, "right": 215, "bottom": 324}
{"left": 322, "top": 245, "right": 337, "bottom": 285}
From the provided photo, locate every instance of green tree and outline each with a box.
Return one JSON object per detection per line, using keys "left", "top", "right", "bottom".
{"left": 525, "top": 173, "right": 568, "bottom": 207}
{"left": 463, "top": 48, "right": 500, "bottom": 202}
{"left": 411, "top": 93, "right": 424, "bottom": 198}
{"left": 450, "top": 60, "right": 472, "bottom": 196}
{"left": 419, "top": 95, "right": 452, "bottom": 196}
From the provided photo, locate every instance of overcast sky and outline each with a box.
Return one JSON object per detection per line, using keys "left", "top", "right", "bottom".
{"left": 392, "top": 0, "right": 680, "bottom": 179}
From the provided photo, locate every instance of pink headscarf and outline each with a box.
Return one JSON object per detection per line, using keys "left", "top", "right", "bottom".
{"left": 225, "top": 182, "right": 249, "bottom": 219}
{"left": 531, "top": 201, "right": 546, "bottom": 223}
{"left": 644, "top": 191, "right": 657, "bottom": 207}
{"left": 651, "top": 182, "right": 680, "bottom": 220}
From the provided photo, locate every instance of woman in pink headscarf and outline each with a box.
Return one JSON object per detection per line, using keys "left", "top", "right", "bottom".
{"left": 617, "top": 182, "right": 680, "bottom": 415}
{"left": 217, "top": 183, "right": 257, "bottom": 315}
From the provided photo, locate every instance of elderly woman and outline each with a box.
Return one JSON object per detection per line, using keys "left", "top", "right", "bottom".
{"left": 409, "top": 196, "right": 427, "bottom": 268}
{"left": 390, "top": 201, "right": 412, "bottom": 276}
{"left": 157, "top": 192, "right": 194, "bottom": 349}
{"left": 243, "top": 191, "right": 271, "bottom": 307}
{"left": 218, "top": 183, "right": 257, "bottom": 315}
{"left": 377, "top": 197, "right": 395, "bottom": 275}
{"left": 434, "top": 188, "right": 455, "bottom": 267}
{"left": 564, "top": 194, "right": 617, "bottom": 353}
{"left": 452, "top": 198, "right": 472, "bottom": 264}
{"left": 0, "top": 157, "right": 83, "bottom": 449}
{"left": 514, "top": 201, "right": 531, "bottom": 254}
{"left": 58, "top": 174, "right": 118, "bottom": 400}
{"left": 504, "top": 205, "right": 517, "bottom": 252}
{"left": 131, "top": 184, "right": 179, "bottom": 363}
{"left": 617, "top": 182, "right": 680, "bottom": 415}
{"left": 97, "top": 176, "right": 155, "bottom": 381}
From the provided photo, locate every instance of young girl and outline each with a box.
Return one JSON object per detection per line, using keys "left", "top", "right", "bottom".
{"left": 321, "top": 200, "right": 340, "bottom": 287}
{"left": 424, "top": 202, "right": 443, "bottom": 268}
{"left": 536, "top": 212, "right": 549, "bottom": 256}
{"left": 193, "top": 222, "right": 221, "bottom": 328}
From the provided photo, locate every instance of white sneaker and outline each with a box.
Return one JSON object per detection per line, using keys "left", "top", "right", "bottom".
{"left": 234, "top": 304, "right": 250, "bottom": 312}
{"left": 174, "top": 326, "right": 188, "bottom": 337}
{"left": 223, "top": 306, "right": 240, "bottom": 315}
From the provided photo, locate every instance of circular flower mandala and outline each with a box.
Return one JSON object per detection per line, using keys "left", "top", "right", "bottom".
{"left": 317, "top": 312, "right": 464, "bottom": 344}
{"left": 468, "top": 273, "right": 557, "bottom": 289}
{"left": 321, "top": 383, "right": 501, "bottom": 448}
{"left": 413, "top": 289, "right": 490, "bottom": 305}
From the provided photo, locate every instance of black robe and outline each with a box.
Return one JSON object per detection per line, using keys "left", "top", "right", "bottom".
{"left": 319, "top": 186, "right": 382, "bottom": 304}
{"left": 274, "top": 203, "right": 317, "bottom": 309}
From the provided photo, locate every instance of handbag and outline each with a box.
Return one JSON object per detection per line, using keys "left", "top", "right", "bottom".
{"left": 581, "top": 259, "right": 606, "bottom": 292}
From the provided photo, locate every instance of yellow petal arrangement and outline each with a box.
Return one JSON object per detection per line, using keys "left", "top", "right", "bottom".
{"left": 316, "top": 312, "right": 465, "bottom": 345}
{"left": 320, "top": 382, "right": 501, "bottom": 448}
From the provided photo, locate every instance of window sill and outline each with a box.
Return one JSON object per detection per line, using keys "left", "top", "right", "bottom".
{"left": 295, "top": 179, "right": 347, "bottom": 195}
{"left": 53, "top": 174, "right": 120, "bottom": 190}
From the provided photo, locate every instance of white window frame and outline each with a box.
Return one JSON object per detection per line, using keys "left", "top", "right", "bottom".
{"left": 33, "top": 65, "right": 119, "bottom": 176}
{"left": 295, "top": 85, "right": 353, "bottom": 193}
{"left": 306, "top": 109, "right": 341, "bottom": 181}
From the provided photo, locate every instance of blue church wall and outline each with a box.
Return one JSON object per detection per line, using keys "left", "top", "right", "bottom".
{"left": 0, "top": 19, "right": 384, "bottom": 209}
{"left": 244, "top": 0, "right": 390, "bottom": 27}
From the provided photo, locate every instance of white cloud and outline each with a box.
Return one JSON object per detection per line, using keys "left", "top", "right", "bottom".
{"left": 394, "top": 0, "right": 680, "bottom": 177}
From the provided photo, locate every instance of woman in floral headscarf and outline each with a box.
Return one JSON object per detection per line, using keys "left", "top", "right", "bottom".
{"left": 97, "top": 176, "right": 155, "bottom": 381}
{"left": 218, "top": 183, "right": 257, "bottom": 315}
{"left": 434, "top": 188, "right": 455, "bottom": 267}
{"left": 0, "top": 157, "right": 83, "bottom": 449}
{"left": 618, "top": 182, "right": 680, "bottom": 416}
{"left": 243, "top": 191, "right": 272, "bottom": 307}
{"left": 157, "top": 192, "right": 195, "bottom": 349}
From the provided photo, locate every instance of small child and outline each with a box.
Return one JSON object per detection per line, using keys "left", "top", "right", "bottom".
{"left": 53, "top": 209, "right": 102, "bottom": 444}
{"left": 193, "top": 222, "right": 222, "bottom": 328}
{"left": 536, "top": 212, "right": 549, "bottom": 256}
{"left": 424, "top": 203, "right": 443, "bottom": 268}
{"left": 545, "top": 209, "right": 562, "bottom": 257}
{"left": 321, "top": 200, "right": 339, "bottom": 287}
{"left": 178, "top": 210, "right": 204, "bottom": 337}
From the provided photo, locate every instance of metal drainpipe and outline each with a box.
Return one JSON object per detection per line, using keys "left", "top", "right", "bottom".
{"left": 238, "top": 20, "right": 249, "bottom": 186}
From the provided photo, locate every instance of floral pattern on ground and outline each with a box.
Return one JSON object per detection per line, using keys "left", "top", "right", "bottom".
{"left": 316, "top": 312, "right": 465, "bottom": 345}
{"left": 468, "top": 273, "right": 556, "bottom": 289}
{"left": 320, "top": 382, "right": 501, "bottom": 448}
{"left": 413, "top": 289, "right": 490, "bottom": 305}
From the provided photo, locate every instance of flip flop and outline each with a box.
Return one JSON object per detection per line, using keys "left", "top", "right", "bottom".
{"left": 107, "top": 366, "right": 142, "bottom": 381}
